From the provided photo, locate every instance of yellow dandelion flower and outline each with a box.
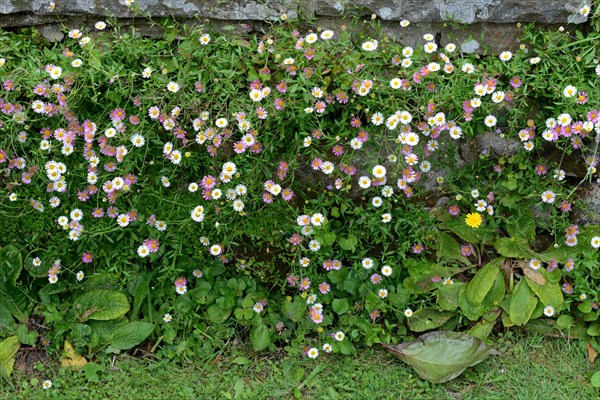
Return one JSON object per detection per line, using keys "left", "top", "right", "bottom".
{"left": 465, "top": 212, "right": 483, "bottom": 228}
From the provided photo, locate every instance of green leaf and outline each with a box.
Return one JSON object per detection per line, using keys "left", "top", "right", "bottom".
{"left": 75, "top": 290, "right": 130, "bottom": 321}
{"left": 506, "top": 208, "right": 536, "bottom": 243}
{"left": 481, "top": 273, "right": 506, "bottom": 308}
{"left": 407, "top": 308, "right": 455, "bottom": 332}
{"left": 459, "top": 286, "right": 487, "bottom": 321}
{"left": 0, "top": 336, "right": 19, "bottom": 378}
{"left": 436, "top": 282, "right": 464, "bottom": 311}
{"left": 328, "top": 269, "right": 348, "bottom": 284}
{"left": 509, "top": 280, "right": 538, "bottom": 326}
{"left": 207, "top": 303, "right": 232, "bottom": 323}
{"left": 388, "top": 286, "right": 411, "bottom": 309}
{"left": 82, "top": 362, "right": 104, "bottom": 383}
{"left": 446, "top": 219, "right": 480, "bottom": 243}
{"left": 556, "top": 315, "right": 574, "bottom": 329}
{"left": 384, "top": 331, "right": 494, "bottom": 383}
{"left": 524, "top": 270, "right": 563, "bottom": 308}
{"left": 591, "top": 371, "right": 600, "bottom": 388}
{"left": 332, "top": 298, "right": 349, "bottom": 315}
{"left": 587, "top": 324, "right": 600, "bottom": 336}
{"left": 435, "top": 233, "right": 469, "bottom": 263}
{"left": 468, "top": 319, "right": 496, "bottom": 340}
{"left": 466, "top": 259, "right": 501, "bottom": 306}
{"left": 250, "top": 323, "right": 271, "bottom": 351}
{"left": 335, "top": 340, "right": 356, "bottom": 355}
{"left": 494, "top": 237, "right": 535, "bottom": 258}
{"left": 15, "top": 325, "right": 38, "bottom": 346}
{"left": 282, "top": 297, "right": 305, "bottom": 323}
{"left": 0, "top": 245, "right": 23, "bottom": 287}
{"left": 231, "top": 356, "right": 251, "bottom": 365}
{"left": 107, "top": 322, "right": 154, "bottom": 351}
{"left": 339, "top": 235, "right": 358, "bottom": 252}
{"left": 127, "top": 272, "right": 152, "bottom": 317}
{"left": 0, "top": 297, "right": 17, "bottom": 332}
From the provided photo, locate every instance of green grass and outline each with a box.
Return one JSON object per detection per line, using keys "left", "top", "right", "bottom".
{"left": 3, "top": 332, "right": 598, "bottom": 399}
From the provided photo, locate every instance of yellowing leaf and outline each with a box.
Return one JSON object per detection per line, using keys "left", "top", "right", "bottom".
{"left": 0, "top": 336, "right": 20, "bottom": 378}
{"left": 61, "top": 341, "right": 87, "bottom": 368}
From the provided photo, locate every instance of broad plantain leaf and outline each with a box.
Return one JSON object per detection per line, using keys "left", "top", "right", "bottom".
{"left": 509, "top": 280, "right": 538, "bottom": 325}
{"left": 407, "top": 308, "right": 455, "bottom": 332}
{"left": 436, "top": 282, "right": 464, "bottom": 311}
{"left": 75, "top": 290, "right": 130, "bottom": 321}
{"left": 459, "top": 286, "right": 487, "bottom": 321}
{"left": 524, "top": 269, "right": 563, "bottom": 308}
{"left": 107, "top": 322, "right": 154, "bottom": 351}
{"left": 466, "top": 259, "right": 502, "bottom": 306}
{"left": 384, "top": 331, "right": 495, "bottom": 383}
{"left": 494, "top": 237, "right": 535, "bottom": 258}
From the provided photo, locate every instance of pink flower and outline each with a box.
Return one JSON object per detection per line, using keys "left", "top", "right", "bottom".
{"left": 174, "top": 276, "right": 187, "bottom": 288}
{"left": 289, "top": 233, "right": 302, "bottom": 246}
{"left": 82, "top": 252, "right": 93, "bottom": 263}
{"left": 448, "top": 205, "right": 460, "bottom": 216}
{"left": 318, "top": 282, "right": 330, "bottom": 294}
{"left": 332, "top": 145, "right": 344, "bottom": 156}
{"left": 460, "top": 244, "right": 473, "bottom": 257}
{"left": 412, "top": 243, "right": 424, "bottom": 254}
{"left": 282, "top": 188, "right": 294, "bottom": 201}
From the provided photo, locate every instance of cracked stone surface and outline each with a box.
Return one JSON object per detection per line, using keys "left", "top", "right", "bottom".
{"left": 0, "top": 1, "right": 586, "bottom": 24}
{"left": 0, "top": 1, "right": 587, "bottom": 52}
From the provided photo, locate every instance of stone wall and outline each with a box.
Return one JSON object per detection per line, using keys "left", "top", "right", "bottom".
{"left": 0, "top": 1, "right": 589, "bottom": 51}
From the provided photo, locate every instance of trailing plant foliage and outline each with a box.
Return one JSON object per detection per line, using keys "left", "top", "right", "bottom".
{"left": 0, "top": 1, "right": 599, "bottom": 367}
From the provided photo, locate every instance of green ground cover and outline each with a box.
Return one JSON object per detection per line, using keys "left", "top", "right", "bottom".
{"left": 4, "top": 332, "right": 597, "bottom": 399}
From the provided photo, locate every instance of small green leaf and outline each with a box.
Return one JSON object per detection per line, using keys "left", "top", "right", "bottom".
{"left": 556, "top": 315, "right": 574, "bottom": 329}
{"left": 250, "top": 323, "right": 271, "bottom": 351}
{"left": 282, "top": 297, "right": 305, "bottom": 323}
{"left": 578, "top": 301, "right": 593, "bottom": 313}
{"left": 587, "top": 324, "right": 600, "bottom": 336}
{"left": 332, "top": 298, "right": 349, "bottom": 315}
{"left": 435, "top": 233, "right": 466, "bottom": 262}
{"left": 339, "top": 234, "right": 358, "bottom": 252}
{"left": 15, "top": 325, "right": 38, "bottom": 346}
{"left": 207, "top": 303, "right": 232, "bottom": 323}
{"left": 231, "top": 356, "right": 251, "bottom": 365}
{"left": 591, "top": 371, "right": 600, "bottom": 388}
{"left": 0, "top": 245, "right": 23, "bottom": 287}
